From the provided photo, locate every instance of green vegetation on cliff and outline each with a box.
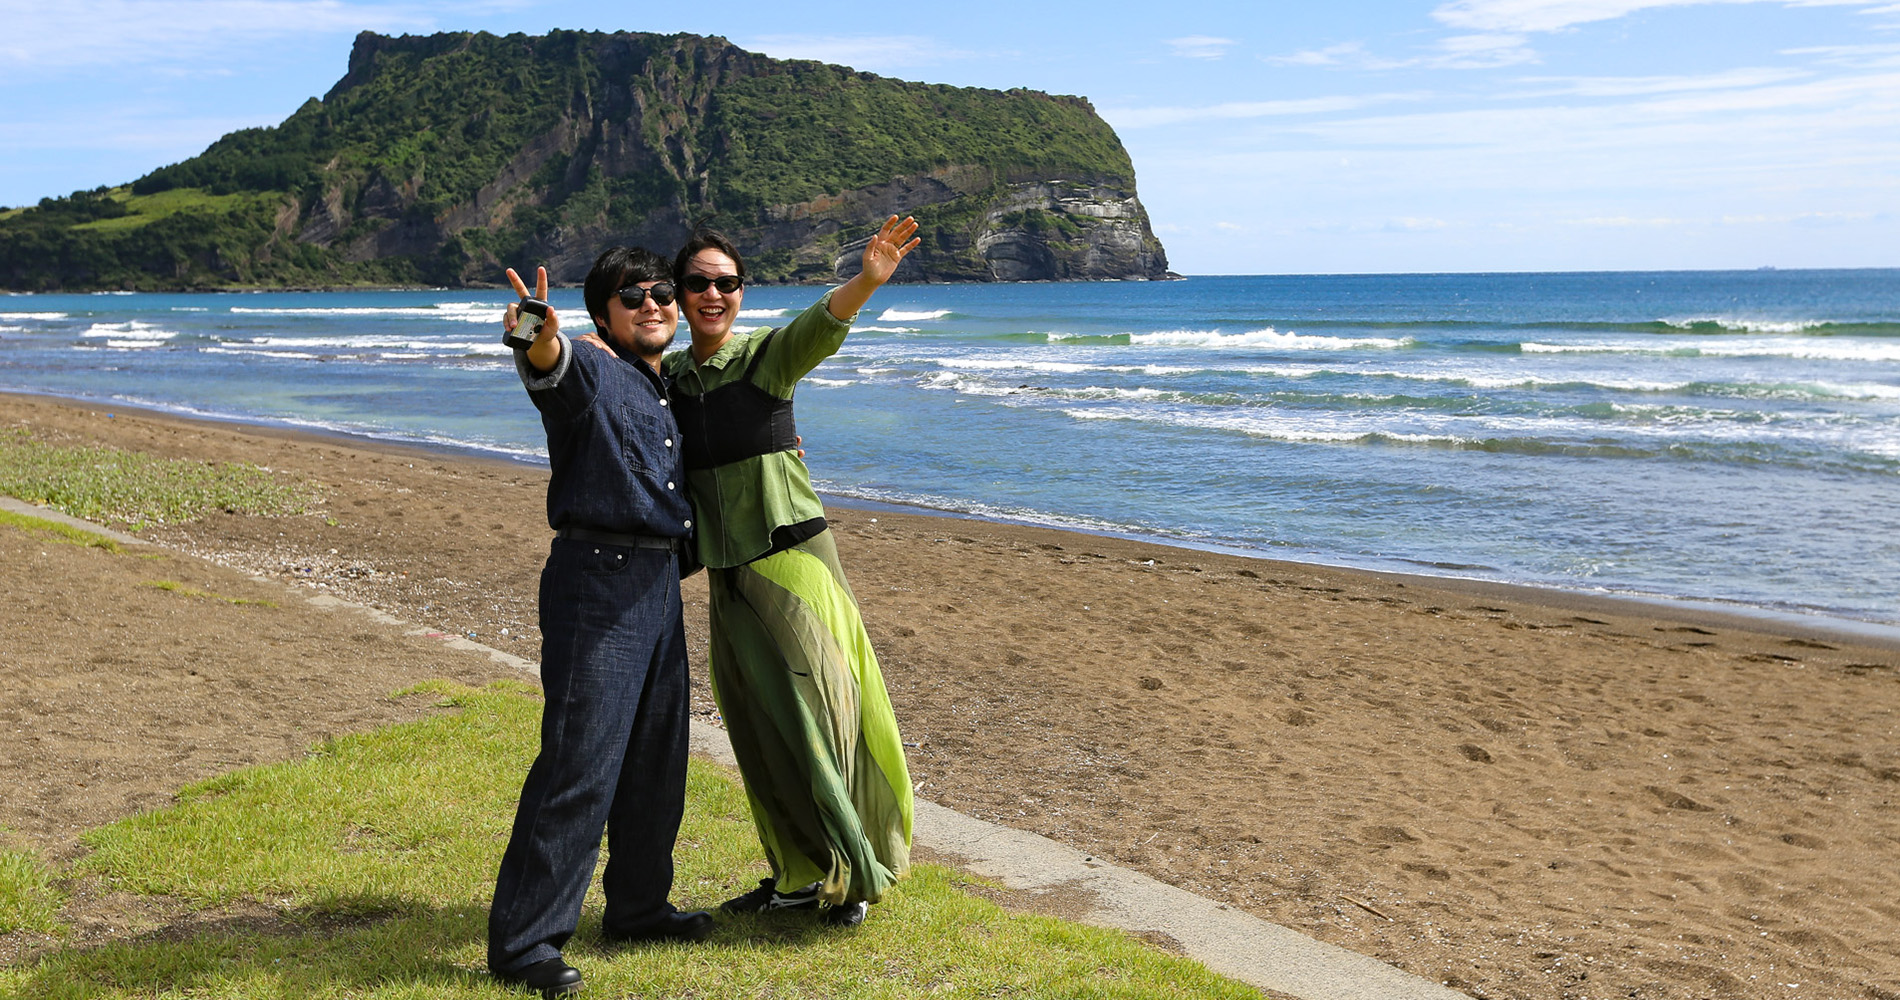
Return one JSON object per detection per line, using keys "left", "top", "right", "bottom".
{"left": 0, "top": 30, "right": 1161, "bottom": 290}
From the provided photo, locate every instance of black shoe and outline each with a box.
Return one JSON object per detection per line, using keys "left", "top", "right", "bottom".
{"left": 720, "top": 877, "right": 820, "bottom": 915}
{"left": 495, "top": 957, "right": 582, "bottom": 997}
{"left": 821, "top": 901, "right": 868, "bottom": 928}
{"left": 603, "top": 909, "right": 715, "bottom": 944}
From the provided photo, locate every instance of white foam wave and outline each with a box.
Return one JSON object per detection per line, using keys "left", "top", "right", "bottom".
{"left": 0, "top": 311, "right": 67, "bottom": 320}
{"left": 170, "top": 307, "right": 209, "bottom": 313}
{"left": 0, "top": 325, "right": 21, "bottom": 334}
{"left": 1130, "top": 327, "right": 1413, "bottom": 351}
{"left": 1054, "top": 402, "right": 1900, "bottom": 458}
{"left": 228, "top": 304, "right": 504, "bottom": 324}
{"left": 738, "top": 308, "right": 791, "bottom": 319}
{"left": 243, "top": 336, "right": 503, "bottom": 352}
{"left": 919, "top": 372, "right": 1020, "bottom": 397}
{"left": 82, "top": 321, "right": 175, "bottom": 340}
{"left": 807, "top": 483, "right": 1142, "bottom": 537}
{"left": 807, "top": 377, "right": 855, "bottom": 387}
{"left": 877, "top": 308, "right": 952, "bottom": 322}
{"left": 1524, "top": 338, "right": 1900, "bottom": 362}
{"left": 948, "top": 359, "right": 1100, "bottom": 375}
{"left": 103, "top": 340, "right": 167, "bottom": 349}
{"left": 1805, "top": 381, "right": 1900, "bottom": 400}
{"left": 202, "top": 347, "right": 324, "bottom": 360}
{"left": 855, "top": 326, "right": 918, "bottom": 333}
{"left": 1660, "top": 316, "right": 1831, "bottom": 334}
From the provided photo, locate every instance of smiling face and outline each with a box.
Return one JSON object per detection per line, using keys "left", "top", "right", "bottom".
{"left": 597, "top": 280, "right": 678, "bottom": 364}
{"left": 679, "top": 249, "right": 745, "bottom": 345}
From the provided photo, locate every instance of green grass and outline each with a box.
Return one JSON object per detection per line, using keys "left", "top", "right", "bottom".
{"left": 0, "top": 680, "right": 1254, "bottom": 998}
{"left": 0, "top": 430, "right": 310, "bottom": 530}
{"left": 0, "top": 849, "right": 64, "bottom": 935}
{"left": 141, "top": 580, "right": 278, "bottom": 607}
{"left": 0, "top": 508, "right": 121, "bottom": 551}
{"left": 69, "top": 188, "right": 278, "bottom": 234}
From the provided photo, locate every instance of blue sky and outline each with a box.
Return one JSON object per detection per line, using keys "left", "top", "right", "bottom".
{"left": 3, "top": 0, "right": 1897, "bottom": 274}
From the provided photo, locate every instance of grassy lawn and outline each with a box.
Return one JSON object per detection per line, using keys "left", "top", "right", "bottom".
{"left": 69, "top": 188, "right": 280, "bottom": 234}
{"left": 0, "top": 430, "right": 309, "bottom": 530}
{"left": 0, "top": 508, "right": 122, "bottom": 551}
{"left": 0, "top": 681, "right": 1254, "bottom": 999}
{"left": 0, "top": 850, "right": 62, "bottom": 936}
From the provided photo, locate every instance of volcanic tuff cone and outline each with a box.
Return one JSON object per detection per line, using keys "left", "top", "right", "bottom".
{"left": 1, "top": 30, "right": 1170, "bottom": 290}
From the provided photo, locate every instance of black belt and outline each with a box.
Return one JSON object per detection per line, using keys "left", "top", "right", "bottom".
{"left": 556, "top": 527, "right": 681, "bottom": 551}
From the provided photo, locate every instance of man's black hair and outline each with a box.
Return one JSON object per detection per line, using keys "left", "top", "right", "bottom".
{"left": 584, "top": 246, "right": 672, "bottom": 330}
{"left": 672, "top": 228, "right": 747, "bottom": 282}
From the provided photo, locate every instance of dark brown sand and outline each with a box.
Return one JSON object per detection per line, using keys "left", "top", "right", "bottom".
{"left": 3, "top": 391, "right": 1898, "bottom": 1000}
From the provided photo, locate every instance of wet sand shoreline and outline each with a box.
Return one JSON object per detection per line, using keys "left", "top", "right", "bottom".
{"left": 11, "top": 388, "right": 1894, "bottom": 653}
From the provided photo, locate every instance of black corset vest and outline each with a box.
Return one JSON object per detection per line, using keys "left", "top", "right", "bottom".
{"left": 672, "top": 331, "right": 800, "bottom": 472}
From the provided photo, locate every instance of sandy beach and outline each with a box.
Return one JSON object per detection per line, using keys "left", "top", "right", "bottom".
{"left": 3, "top": 390, "right": 1898, "bottom": 1000}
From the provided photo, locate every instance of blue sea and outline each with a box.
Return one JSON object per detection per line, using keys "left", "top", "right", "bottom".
{"left": 4, "top": 270, "right": 1897, "bottom": 626}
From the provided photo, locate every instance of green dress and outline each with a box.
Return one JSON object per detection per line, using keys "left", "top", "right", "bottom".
{"left": 663, "top": 293, "right": 912, "bottom": 905}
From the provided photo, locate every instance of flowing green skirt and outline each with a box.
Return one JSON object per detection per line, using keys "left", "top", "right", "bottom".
{"left": 706, "top": 530, "right": 912, "bottom": 905}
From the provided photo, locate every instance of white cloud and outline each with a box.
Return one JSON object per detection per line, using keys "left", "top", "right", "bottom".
{"left": 1101, "top": 93, "right": 1423, "bottom": 129}
{"left": 1433, "top": 33, "right": 1540, "bottom": 67}
{"left": 1783, "top": 41, "right": 1900, "bottom": 66}
{"left": 1266, "top": 42, "right": 1371, "bottom": 67}
{"left": 741, "top": 34, "right": 984, "bottom": 72}
{"left": 1167, "top": 36, "right": 1236, "bottom": 60}
{"left": 1503, "top": 66, "right": 1807, "bottom": 97}
{"left": 1265, "top": 33, "right": 1536, "bottom": 70}
{"left": 0, "top": 0, "right": 435, "bottom": 72}
{"left": 1432, "top": 0, "right": 1875, "bottom": 34}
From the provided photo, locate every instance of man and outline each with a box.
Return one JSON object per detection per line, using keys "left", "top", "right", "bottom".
{"left": 488, "top": 248, "right": 711, "bottom": 998}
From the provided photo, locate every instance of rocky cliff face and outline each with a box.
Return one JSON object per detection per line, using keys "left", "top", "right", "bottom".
{"left": 302, "top": 31, "right": 1171, "bottom": 284}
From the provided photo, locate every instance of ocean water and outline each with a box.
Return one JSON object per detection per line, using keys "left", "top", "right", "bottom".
{"left": 3, "top": 270, "right": 1897, "bottom": 625}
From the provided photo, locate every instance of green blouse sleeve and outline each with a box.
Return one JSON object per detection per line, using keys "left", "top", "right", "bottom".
{"left": 753, "top": 290, "right": 856, "bottom": 396}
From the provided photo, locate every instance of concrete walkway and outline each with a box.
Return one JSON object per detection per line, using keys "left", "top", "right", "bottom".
{"left": 4, "top": 495, "right": 1466, "bottom": 1000}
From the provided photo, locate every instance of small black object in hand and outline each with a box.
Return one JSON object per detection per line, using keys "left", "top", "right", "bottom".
{"left": 503, "top": 299, "right": 551, "bottom": 351}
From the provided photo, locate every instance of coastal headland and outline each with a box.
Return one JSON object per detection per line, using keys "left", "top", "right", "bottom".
{"left": 4, "top": 391, "right": 1898, "bottom": 999}
{"left": 0, "top": 30, "right": 1169, "bottom": 292}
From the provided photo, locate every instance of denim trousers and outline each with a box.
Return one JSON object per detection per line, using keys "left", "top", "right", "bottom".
{"left": 487, "top": 538, "right": 691, "bottom": 975}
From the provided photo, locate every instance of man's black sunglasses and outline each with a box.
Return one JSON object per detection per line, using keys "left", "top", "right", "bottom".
{"left": 681, "top": 273, "right": 744, "bottom": 294}
{"left": 617, "top": 283, "right": 676, "bottom": 308}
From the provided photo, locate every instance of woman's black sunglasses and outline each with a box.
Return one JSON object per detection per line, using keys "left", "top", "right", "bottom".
{"left": 681, "top": 273, "right": 744, "bottom": 294}
{"left": 617, "top": 282, "right": 676, "bottom": 308}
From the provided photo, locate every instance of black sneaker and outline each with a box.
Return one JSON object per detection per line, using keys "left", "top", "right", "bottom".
{"left": 721, "top": 878, "right": 820, "bottom": 914}
{"left": 821, "top": 901, "right": 868, "bottom": 927}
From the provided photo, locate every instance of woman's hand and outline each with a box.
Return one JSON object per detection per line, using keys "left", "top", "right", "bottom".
{"left": 829, "top": 216, "right": 922, "bottom": 321}
{"left": 858, "top": 215, "right": 920, "bottom": 287}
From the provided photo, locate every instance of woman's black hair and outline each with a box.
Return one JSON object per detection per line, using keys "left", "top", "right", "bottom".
{"left": 583, "top": 246, "right": 672, "bottom": 330}
{"left": 673, "top": 228, "right": 747, "bottom": 282}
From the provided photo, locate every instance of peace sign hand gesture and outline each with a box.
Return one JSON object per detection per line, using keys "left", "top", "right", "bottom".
{"left": 503, "top": 265, "right": 563, "bottom": 373}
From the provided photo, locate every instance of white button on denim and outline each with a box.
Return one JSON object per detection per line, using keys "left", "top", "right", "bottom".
{"left": 667, "top": 481, "right": 675, "bottom": 490}
{"left": 684, "top": 519, "right": 693, "bottom": 528}
{"left": 664, "top": 438, "right": 673, "bottom": 448}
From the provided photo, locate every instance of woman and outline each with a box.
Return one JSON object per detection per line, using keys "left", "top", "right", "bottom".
{"left": 663, "top": 217, "right": 920, "bottom": 927}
